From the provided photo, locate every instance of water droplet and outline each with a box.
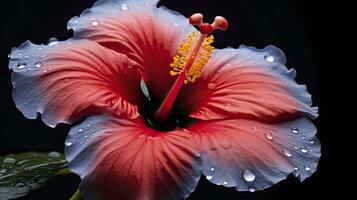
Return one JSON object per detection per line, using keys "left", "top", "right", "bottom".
{"left": 294, "top": 146, "right": 298, "bottom": 150}
{"left": 91, "top": 19, "right": 99, "bottom": 26}
{"left": 65, "top": 141, "right": 73, "bottom": 146}
{"left": 48, "top": 38, "right": 59, "bottom": 46}
{"left": 223, "top": 181, "right": 228, "bottom": 185}
{"left": 292, "top": 167, "right": 299, "bottom": 177}
{"left": 220, "top": 139, "right": 232, "bottom": 149}
{"left": 265, "top": 132, "right": 273, "bottom": 140}
{"left": 48, "top": 68, "right": 52, "bottom": 71}
{"left": 17, "top": 52, "right": 23, "bottom": 56}
{"left": 304, "top": 165, "right": 311, "bottom": 171}
{"left": 48, "top": 151, "right": 60, "bottom": 158}
{"left": 35, "top": 62, "right": 42, "bottom": 68}
{"left": 264, "top": 55, "right": 274, "bottom": 62}
{"left": 242, "top": 169, "right": 256, "bottom": 182}
{"left": 121, "top": 3, "right": 129, "bottom": 11}
{"left": 15, "top": 183, "right": 26, "bottom": 188}
{"left": 38, "top": 47, "right": 43, "bottom": 50}
{"left": 216, "top": 182, "right": 221, "bottom": 185}
{"left": 24, "top": 55, "right": 29, "bottom": 59}
{"left": 309, "top": 140, "right": 315, "bottom": 144}
{"left": 87, "top": 124, "right": 91, "bottom": 127}
{"left": 206, "top": 175, "right": 213, "bottom": 180}
{"left": 207, "top": 83, "right": 216, "bottom": 89}
{"left": 3, "top": 157, "right": 16, "bottom": 163}
{"left": 301, "top": 136, "right": 306, "bottom": 140}
{"left": 282, "top": 149, "right": 292, "bottom": 157}
{"left": 173, "top": 22, "right": 178, "bottom": 27}
{"left": 144, "top": 2, "right": 150, "bottom": 6}
{"left": 248, "top": 186, "right": 256, "bottom": 192}
{"left": 78, "top": 128, "right": 84, "bottom": 132}
{"left": 300, "top": 147, "right": 308, "bottom": 153}
{"left": 291, "top": 128, "right": 299, "bottom": 134}
{"left": 84, "top": 135, "right": 88, "bottom": 139}
{"left": 43, "top": 70, "right": 48, "bottom": 73}
{"left": 210, "top": 167, "right": 215, "bottom": 171}
{"left": 17, "top": 63, "right": 27, "bottom": 69}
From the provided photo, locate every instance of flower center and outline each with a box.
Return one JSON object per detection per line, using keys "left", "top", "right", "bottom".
{"left": 154, "top": 13, "right": 228, "bottom": 122}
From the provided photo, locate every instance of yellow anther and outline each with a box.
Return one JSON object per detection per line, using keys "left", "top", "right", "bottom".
{"left": 169, "top": 32, "right": 214, "bottom": 83}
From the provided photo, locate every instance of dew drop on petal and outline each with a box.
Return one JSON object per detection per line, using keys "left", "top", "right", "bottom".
{"left": 17, "top": 63, "right": 27, "bottom": 69}
{"left": 210, "top": 167, "right": 215, "bottom": 172}
{"left": 3, "top": 157, "right": 16, "bottom": 163}
{"left": 223, "top": 181, "right": 228, "bottom": 185}
{"left": 264, "top": 55, "right": 274, "bottom": 62}
{"left": 291, "top": 127, "right": 299, "bottom": 134}
{"left": 38, "top": 47, "right": 43, "bottom": 50}
{"left": 242, "top": 169, "right": 256, "bottom": 182}
{"left": 48, "top": 151, "right": 61, "bottom": 158}
{"left": 206, "top": 175, "right": 213, "bottom": 180}
{"left": 265, "top": 132, "right": 273, "bottom": 140}
{"left": 292, "top": 167, "right": 299, "bottom": 177}
{"left": 121, "top": 3, "right": 129, "bottom": 11}
{"left": 17, "top": 52, "right": 23, "bottom": 56}
{"left": 78, "top": 128, "right": 83, "bottom": 132}
{"left": 282, "top": 149, "right": 292, "bottom": 157}
{"left": 65, "top": 141, "right": 73, "bottom": 146}
{"left": 91, "top": 19, "right": 99, "bottom": 26}
{"left": 173, "top": 22, "right": 178, "bottom": 27}
{"left": 301, "top": 136, "right": 306, "bottom": 140}
{"left": 248, "top": 186, "right": 256, "bottom": 192}
{"left": 310, "top": 140, "right": 315, "bottom": 144}
{"left": 304, "top": 165, "right": 311, "bottom": 171}
{"left": 300, "top": 147, "right": 308, "bottom": 153}
{"left": 294, "top": 146, "right": 298, "bottom": 150}
{"left": 35, "top": 62, "right": 42, "bottom": 68}
{"left": 47, "top": 38, "right": 59, "bottom": 46}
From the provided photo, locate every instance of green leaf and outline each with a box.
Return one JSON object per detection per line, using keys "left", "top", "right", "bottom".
{"left": 0, "top": 151, "right": 68, "bottom": 200}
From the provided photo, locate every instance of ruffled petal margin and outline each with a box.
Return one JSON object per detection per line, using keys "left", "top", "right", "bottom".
{"left": 68, "top": 0, "right": 195, "bottom": 103}
{"left": 189, "top": 117, "right": 320, "bottom": 191}
{"left": 176, "top": 45, "right": 318, "bottom": 122}
{"left": 9, "top": 39, "right": 143, "bottom": 127}
{"left": 65, "top": 114, "right": 201, "bottom": 200}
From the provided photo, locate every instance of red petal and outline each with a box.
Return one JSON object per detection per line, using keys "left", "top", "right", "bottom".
{"left": 177, "top": 46, "right": 318, "bottom": 122}
{"left": 65, "top": 114, "right": 201, "bottom": 200}
{"left": 189, "top": 117, "right": 320, "bottom": 191}
{"left": 9, "top": 39, "right": 143, "bottom": 127}
{"left": 68, "top": 0, "right": 195, "bottom": 103}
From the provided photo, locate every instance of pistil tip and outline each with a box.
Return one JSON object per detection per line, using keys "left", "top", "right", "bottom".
{"left": 212, "top": 16, "right": 229, "bottom": 31}
{"left": 189, "top": 13, "right": 228, "bottom": 34}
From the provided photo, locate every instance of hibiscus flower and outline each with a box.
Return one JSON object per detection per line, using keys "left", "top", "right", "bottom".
{"left": 8, "top": 0, "right": 320, "bottom": 199}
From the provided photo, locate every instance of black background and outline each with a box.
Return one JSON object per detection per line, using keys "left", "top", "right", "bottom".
{"left": 0, "top": 0, "right": 332, "bottom": 199}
